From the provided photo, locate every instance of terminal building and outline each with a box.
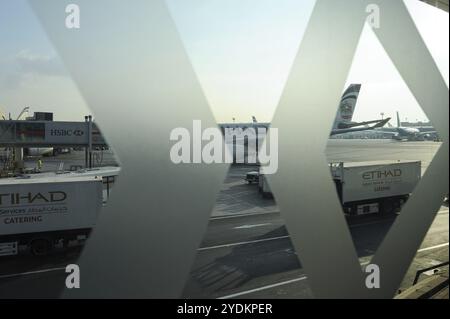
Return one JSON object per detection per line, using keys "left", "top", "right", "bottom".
{"left": 26, "top": 112, "right": 54, "bottom": 122}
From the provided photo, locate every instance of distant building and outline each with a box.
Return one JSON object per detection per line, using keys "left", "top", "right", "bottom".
{"left": 26, "top": 112, "right": 54, "bottom": 121}
{"left": 400, "top": 121, "right": 433, "bottom": 128}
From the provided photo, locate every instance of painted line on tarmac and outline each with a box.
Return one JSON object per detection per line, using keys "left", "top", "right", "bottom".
{"left": 200, "top": 217, "right": 393, "bottom": 251}
{"left": 0, "top": 267, "right": 66, "bottom": 280}
{"left": 234, "top": 223, "right": 272, "bottom": 230}
{"left": 211, "top": 208, "right": 447, "bottom": 222}
{"left": 198, "top": 235, "right": 290, "bottom": 251}
{"left": 2, "top": 244, "right": 447, "bottom": 285}
{"left": 210, "top": 211, "right": 279, "bottom": 221}
{"left": 217, "top": 276, "right": 308, "bottom": 299}
{"left": 205, "top": 209, "right": 448, "bottom": 250}
{"left": 217, "top": 242, "right": 449, "bottom": 299}
{"left": 417, "top": 242, "right": 448, "bottom": 253}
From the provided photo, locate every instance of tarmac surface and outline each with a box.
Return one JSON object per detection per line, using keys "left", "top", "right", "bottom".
{"left": 0, "top": 140, "right": 447, "bottom": 298}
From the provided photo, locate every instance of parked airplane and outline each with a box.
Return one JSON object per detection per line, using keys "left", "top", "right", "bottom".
{"left": 24, "top": 147, "right": 72, "bottom": 157}
{"left": 376, "top": 112, "right": 438, "bottom": 141}
{"left": 330, "top": 84, "right": 390, "bottom": 135}
{"left": 219, "top": 84, "right": 390, "bottom": 136}
{"left": 24, "top": 147, "right": 54, "bottom": 157}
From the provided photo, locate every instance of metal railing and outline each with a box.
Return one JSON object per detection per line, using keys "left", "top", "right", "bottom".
{"left": 413, "top": 261, "right": 449, "bottom": 285}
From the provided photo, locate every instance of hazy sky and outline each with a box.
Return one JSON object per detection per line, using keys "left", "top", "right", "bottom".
{"left": 0, "top": 0, "right": 89, "bottom": 120}
{"left": 0, "top": 0, "right": 448, "bottom": 125}
{"left": 168, "top": 0, "right": 449, "bottom": 124}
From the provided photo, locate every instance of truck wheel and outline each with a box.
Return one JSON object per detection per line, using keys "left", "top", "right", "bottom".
{"left": 348, "top": 205, "right": 357, "bottom": 216}
{"left": 381, "top": 199, "right": 395, "bottom": 215}
{"left": 262, "top": 192, "right": 273, "bottom": 199}
{"left": 30, "top": 238, "right": 53, "bottom": 256}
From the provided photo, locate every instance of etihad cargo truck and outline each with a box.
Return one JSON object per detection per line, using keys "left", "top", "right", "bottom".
{"left": 259, "top": 160, "right": 421, "bottom": 215}
{"left": 0, "top": 176, "right": 103, "bottom": 256}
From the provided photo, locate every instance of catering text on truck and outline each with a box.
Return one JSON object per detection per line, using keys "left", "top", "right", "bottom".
{"left": 0, "top": 176, "right": 103, "bottom": 256}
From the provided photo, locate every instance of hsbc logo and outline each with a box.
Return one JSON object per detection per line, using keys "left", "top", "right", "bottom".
{"left": 50, "top": 129, "right": 85, "bottom": 137}
{"left": 73, "top": 130, "right": 84, "bottom": 136}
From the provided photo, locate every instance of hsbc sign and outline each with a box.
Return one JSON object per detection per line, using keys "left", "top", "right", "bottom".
{"left": 45, "top": 122, "right": 89, "bottom": 145}
{"left": 0, "top": 120, "right": 105, "bottom": 147}
{"left": 45, "top": 122, "right": 106, "bottom": 146}
{"left": 50, "top": 128, "right": 85, "bottom": 137}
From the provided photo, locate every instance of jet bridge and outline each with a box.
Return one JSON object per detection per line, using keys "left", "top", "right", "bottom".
{"left": 0, "top": 117, "right": 107, "bottom": 172}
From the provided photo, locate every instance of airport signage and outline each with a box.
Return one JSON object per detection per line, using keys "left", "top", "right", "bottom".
{"left": 49, "top": 128, "right": 84, "bottom": 137}
{"left": 46, "top": 122, "right": 89, "bottom": 145}
{"left": 0, "top": 120, "right": 107, "bottom": 146}
{"left": 0, "top": 191, "right": 67, "bottom": 206}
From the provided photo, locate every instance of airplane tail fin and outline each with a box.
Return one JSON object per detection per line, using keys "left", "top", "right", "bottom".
{"left": 333, "top": 84, "right": 361, "bottom": 128}
{"left": 252, "top": 116, "right": 257, "bottom": 123}
{"left": 396, "top": 111, "right": 401, "bottom": 127}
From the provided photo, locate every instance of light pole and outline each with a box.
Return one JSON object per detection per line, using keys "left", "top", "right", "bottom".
{"left": 16, "top": 106, "right": 30, "bottom": 120}
{"left": 12, "top": 106, "right": 30, "bottom": 171}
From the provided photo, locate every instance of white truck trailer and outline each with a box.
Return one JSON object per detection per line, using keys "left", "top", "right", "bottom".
{"left": 0, "top": 176, "right": 103, "bottom": 256}
{"left": 259, "top": 160, "right": 421, "bottom": 215}
{"left": 330, "top": 160, "right": 420, "bottom": 215}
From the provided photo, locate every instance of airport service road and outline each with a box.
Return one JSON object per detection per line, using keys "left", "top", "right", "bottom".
{"left": 202, "top": 212, "right": 402, "bottom": 250}
{"left": 0, "top": 140, "right": 445, "bottom": 298}
{"left": 0, "top": 209, "right": 446, "bottom": 298}
{"left": 24, "top": 149, "right": 118, "bottom": 172}
{"left": 182, "top": 208, "right": 449, "bottom": 299}
{"left": 25, "top": 140, "right": 441, "bottom": 176}
{"left": 326, "top": 140, "right": 442, "bottom": 175}
{"left": 0, "top": 248, "right": 81, "bottom": 298}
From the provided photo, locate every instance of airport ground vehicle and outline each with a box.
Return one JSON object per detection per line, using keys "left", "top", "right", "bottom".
{"left": 0, "top": 176, "right": 103, "bottom": 256}
{"left": 330, "top": 160, "right": 421, "bottom": 215}
{"left": 245, "top": 171, "right": 259, "bottom": 184}
{"left": 258, "top": 173, "right": 272, "bottom": 198}
{"left": 54, "top": 147, "right": 71, "bottom": 155}
{"left": 259, "top": 160, "right": 421, "bottom": 215}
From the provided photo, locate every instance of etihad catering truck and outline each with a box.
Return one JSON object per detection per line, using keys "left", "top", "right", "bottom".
{"left": 259, "top": 160, "right": 421, "bottom": 216}
{"left": 0, "top": 176, "right": 103, "bottom": 256}
{"left": 330, "top": 160, "right": 421, "bottom": 215}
